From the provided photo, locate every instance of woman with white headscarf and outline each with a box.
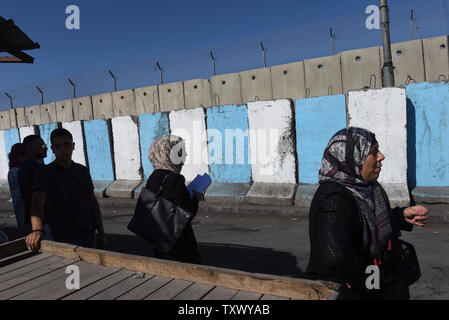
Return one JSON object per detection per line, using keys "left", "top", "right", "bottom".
{"left": 144, "top": 134, "right": 202, "bottom": 264}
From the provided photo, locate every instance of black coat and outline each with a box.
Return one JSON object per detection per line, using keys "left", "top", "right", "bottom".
{"left": 145, "top": 169, "right": 201, "bottom": 264}
{"left": 306, "top": 181, "right": 413, "bottom": 300}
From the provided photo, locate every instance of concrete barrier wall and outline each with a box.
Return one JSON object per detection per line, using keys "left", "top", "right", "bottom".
{"left": 406, "top": 82, "right": 449, "bottom": 187}
{"left": 83, "top": 119, "right": 115, "bottom": 182}
{"left": 348, "top": 88, "right": 409, "bottom": 206}
{"left": 62, "top": 121, "right": 86, "bottom": 166}
{"left": 3, "top": 129, "right": 20, "bottom": 162}
{"left": 0, "top": 131, "right": 9, "bottom": 180}
{"left": 295, "top": 95, "right": 347, "bottom": 184}
{"left": 138, "top": 113, "right": 170, "bottom": 181}
{"left": 206, "top": 105, "right": 251, "bottom": 183}
{"left": 247, "top": 100, "right": 296, "bottom": 184}
{"left": 169, "top": 108, "right": 209, "bottom": 182}
{"left": 39, "top": 123, "right": 59, "bottom": 165}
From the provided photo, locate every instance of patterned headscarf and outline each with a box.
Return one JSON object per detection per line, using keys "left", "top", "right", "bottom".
{"left": 148, "top": 135, "right": 185, "bottom": 174}
{"left": 9, "top": 143, "right": 24, "bottom": 169}
{"left": 319, "top": 127, "right": 393, "bottom": 260}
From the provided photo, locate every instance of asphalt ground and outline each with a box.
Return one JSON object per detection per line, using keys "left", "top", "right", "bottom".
{"left": 0, "top": 199, "right": 448, "bottom": 300}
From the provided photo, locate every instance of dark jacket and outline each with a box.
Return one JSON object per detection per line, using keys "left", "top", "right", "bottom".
{"left": 306, "top": 181, "right": 413, "bottom": 300}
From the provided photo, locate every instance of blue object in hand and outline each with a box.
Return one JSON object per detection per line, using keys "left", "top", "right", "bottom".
{"left": 186, "top": 173, "right": 212, "bottom": 199}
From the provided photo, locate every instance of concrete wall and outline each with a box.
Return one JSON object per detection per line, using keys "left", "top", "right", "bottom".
{"left": 206, "top": 105, "right": 251, "bottom": 183}
{"left": 169, "top": 108, "right": 209, "bottom": 182}
{"left": 3, "top": 129, "right": 20, "bottom": 163}
{"left": 83, "top": 119, "right": 115, "bottom": 182}
{"left": 62, "top": 121, "right": 87, "bottom": 166}
{"left": 138, "top": 112, "right": 170, "bottom": 181}
{"left": 39, "top": 123, "right": 58, "bottom": 164}
{"left": 295, "top": 95, "right": 347, "bottom": 184}
{"left": 0, "top": 131, "right": 8, "bottom": 180}
{"left": 19, "top": 126, "right": 37, "bottom": 142}
{"left": 247, "top": 100, "right": 296, "bottom": 184}
{"left": 111, "top": 116, "right": 142, "bottom": 181}
{"left": 406, "top": 82, "right": 449, "bottom": 187}
{"left": 348, "top": 88, "right": 409, "bottom": 206}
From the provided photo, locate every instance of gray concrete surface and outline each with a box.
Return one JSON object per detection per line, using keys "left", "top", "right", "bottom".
{"left": 0, "top": 199, "right": 448, "bottom": 300}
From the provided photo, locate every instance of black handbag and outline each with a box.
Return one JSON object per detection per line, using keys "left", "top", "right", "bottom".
{"left": 395, "top": 239, "right": 421, "bottom": 286}
{"left": 127, "top": 174, "right": 194, "bottom": 253}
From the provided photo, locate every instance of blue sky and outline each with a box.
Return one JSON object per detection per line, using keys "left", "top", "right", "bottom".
{"left": 1, "top": 0, "right": 448, "bottom": 109}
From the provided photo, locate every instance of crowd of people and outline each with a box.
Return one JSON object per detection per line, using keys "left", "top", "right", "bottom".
{"left": 5, "top": 127, "right": 429, "bottom": 300}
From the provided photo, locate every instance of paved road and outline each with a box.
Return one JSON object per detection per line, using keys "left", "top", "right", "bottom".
{"left": 1, "top": 200, "right": 448, "bottom": 300}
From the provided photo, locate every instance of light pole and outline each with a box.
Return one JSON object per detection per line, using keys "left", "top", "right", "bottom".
{"left": 380, "top": 0, "right": 395, "bottom": 87}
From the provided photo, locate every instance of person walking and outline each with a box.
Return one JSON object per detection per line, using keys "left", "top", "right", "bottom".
{"left": 142, "top": 134, "right": 203, "bottom": 264}
{"left": 307, "top": 127, "right": 429, "bottom": 300}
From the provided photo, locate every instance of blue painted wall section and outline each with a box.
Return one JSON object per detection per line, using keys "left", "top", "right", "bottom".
{"left": 295, "top": 95, "right": 347, "bottom": 184}
{"left": 83, "top": 119, "right": 115, "bottom": 181}
{"left": 206, "top": 105, "right": 251, "bottom": 183}
{"left": 39, "top": 123, "right": 58, "bottom": 165}
{"left": 406, "top": 82, "right": 449, "bottom": 187}
{"left": 3, "top": 129, "right": 20, "bottom": 159}
{"left": 138, "top": 112, "right": 170, "bottom": 181}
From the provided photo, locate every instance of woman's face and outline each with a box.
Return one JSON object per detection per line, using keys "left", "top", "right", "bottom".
{"left": 361, "top": 144, "right": 385, "bottom": 183}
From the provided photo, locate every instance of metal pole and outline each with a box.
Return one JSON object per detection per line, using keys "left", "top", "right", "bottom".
{"left": 36, "top": 86, "right": 43, "bottom": 105}
{"left": 156, "top": 61, "right": 163, "bottom": 85}
{"left": 108, "top": 70, "right": 117, "bottom": 92}
{"left": 411, "top": 8, "right": 414, "bottom": 40}
{"left": 68, "top": 79, "right": 76, "bottom": 98}
{"left": 379, "top": 0, "right": 395, "bottom": 87}
{"left": 4, "top": 92, "right": 13, "bottom": 109}
{"left": 330, "top": 27, "right": 334, "bottom": 56}
{"left": 209, "top": 50, "right": 216, "bottom": 76}
{"left": 260, "top": 41, "right": 266, "bottom": 68}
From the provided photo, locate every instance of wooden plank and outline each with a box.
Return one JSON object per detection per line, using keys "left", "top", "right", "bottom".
{"left": 260, "top": 294, "right": 289, "bottom": 300}
{"left": 63, "top": 269, "right": 136, "bottom": 300}
{"left": 0, "top": 238, "right": 27, "bottom": 259}
{"left": 0, "top": 251, "right": 37, "bottom": 268}
{"left": 89, "top": 272, "right": 154, "bottom": 300}
{"left": 39, "top": 240, "right": 340, "bottom": 300}
{"left": 231, "top": 290, "right": 263, "bottom": 300}
{"left": 144, "top": 279, "right": 193, "bottom": 300}
{"left": 0, "top": 265, "right": 73, "bottom": 300}
{"left": 117, "top": 275, "right": 173, "bottom": 300}
{"left": 202, "top": 287, "right": 238, "bottom": 300}
{"left": 0, "top": 255, "right": 63, "bottom": 284}
{"left": 172, "top": 282, "right": 215, "bottom": 300}
{"left": 0, "top": 257, "right": 75, "bottom": 293}
{"left": 0, "top": 253, "right": 51, "bottom": 276}
{"left": 12, "top": 261, "right": 119, "bottom": 300}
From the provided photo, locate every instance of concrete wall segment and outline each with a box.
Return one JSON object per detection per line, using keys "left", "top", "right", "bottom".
{"left": 271, "top": 61, "right": 306, "bottom": 100}
{"left": 211, "top": 73, "right": 242, "bottom": 106}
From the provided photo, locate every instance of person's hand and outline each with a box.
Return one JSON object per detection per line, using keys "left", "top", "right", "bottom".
{"left": 193, "top": 191, "right": 205, "bottom": 201}
{"left": 404, "top": 205, "right": 429, "bottom": 227}
{"left": 96, "top": 232, "right": 107, "bottom": 250}
{"left": 26, "top": 231, "right": 45, "bottom": 251}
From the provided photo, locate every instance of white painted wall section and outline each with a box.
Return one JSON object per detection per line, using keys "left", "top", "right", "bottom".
{"left": 348, "top": 88, "right": 407, "bottom": 185}
{"left": 0, "top": 131, "right": 9, "bottom": 180}
{"left": 111, "top": 116, "right": 142, "bottom": 180}
{"left": 62, "top": 121, "right": 86, "bottom": 166}
{"left": 247, "top": 100, "right": 296, "bottom": 183}
{"left": 19, "top": 127, "right": 36, "bottom": 141}
{"left": 169, "top": 108, "right": 209, "bottom": 182}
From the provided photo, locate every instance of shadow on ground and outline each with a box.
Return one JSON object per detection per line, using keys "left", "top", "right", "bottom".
{"left": 105, "top": 234, "right": 304, "bottom": 278}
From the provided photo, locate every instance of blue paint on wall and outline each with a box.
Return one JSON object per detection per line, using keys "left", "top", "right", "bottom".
{"left": 406, "top": 82, "right": 449, "bottom": 186}
{"left": 83, "top": 119, "right": 115, "bottom": 181}
{"left": 39, "top": 123, "right": 58, "bottom": 164}
{"left": 3, "top": 129, "right": 20, "bottom": 162}
{"left": 138, "top": 112, "right": 170, "bottom": 181}
{"left": 295, "top": 95, "right": 346, "bottom": 184}
{"left": 206, "top": 105, "right": 251, "bottom": 183}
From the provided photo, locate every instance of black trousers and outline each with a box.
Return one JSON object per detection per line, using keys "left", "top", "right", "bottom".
{"left": 154, "top": 223, "right": 202, "bottom": 264}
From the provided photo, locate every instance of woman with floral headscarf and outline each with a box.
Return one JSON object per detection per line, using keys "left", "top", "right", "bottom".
{"left": 142, "top": 134, "right": 202, "bottom": 264}
{"left": 306, "top": 127, "right": 429, "bottom": 300}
